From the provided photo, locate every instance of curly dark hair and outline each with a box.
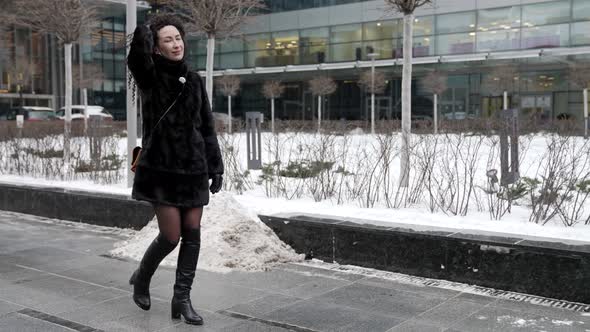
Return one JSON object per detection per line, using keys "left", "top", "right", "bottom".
{"left": 146, "top": 13, "right": 186, "bottom": 45}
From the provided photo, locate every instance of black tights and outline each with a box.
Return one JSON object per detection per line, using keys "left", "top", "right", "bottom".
{"left": 154, "top": 205, "right": 203, "bottom": 243}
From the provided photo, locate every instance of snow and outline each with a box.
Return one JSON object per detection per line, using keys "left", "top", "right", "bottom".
{"left": 109, "top": 193, "right": 303, "bottom": 272}
{"left": 3, "top": 131, "right": 590, "bottom": 272}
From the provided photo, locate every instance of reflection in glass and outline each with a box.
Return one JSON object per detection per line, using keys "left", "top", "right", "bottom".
{"left": 522, "top": 0, "right": 570, "bottom": 26}
{"left": 477, "top": 30, "right": 520, "bottom": 52}
{"left": 437, "top": 33, "right": 475, "bottom": 54}
{"left": 413, "top": 36, "right": 433, "bottom": 57}
{"left": 219, "top": 38, "right": 244, "bottom": 53}
{"left": 572, "top": 22, "right": 590, "bottom": 46}
{"left": 362, "top": 39, "right": 398, "bottom": 59}
{"left": 245, "top": 33, "right": 271, "bottom": 51}
{"left": 477, "top": 6, "right": 520, "bottom": 31}
{"left": 521, "top": 24, "right": 569, "bottom": 49}
{"left": 573, "top": 0, "right": 590, "bottom": 21}
{"left": 300, "top": 27, "right": 329, "bottom": 64}
{"left": 436, "top": 11, "right": 476, "bottom": 34}
{"left": 246, "top": 50, "right": 274, "bottom": 67}
{"left": 363, "top": 20, "right": 400, "bottom": 40}
{"left": 331, "top": 24, "right": 362, "bottom": 43}
{"left": 220, "top": 53, "right": 244, "bottom": 69}
{"left": 330, "top": 42, "right": 362, "bottom": 62}
{"left": 413, "top": 16, "right": 434, "bottom": 36}
{"left": 271, "top": 30, "right": 299, "bottom": 65}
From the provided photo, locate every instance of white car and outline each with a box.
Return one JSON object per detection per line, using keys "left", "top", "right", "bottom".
{"left": 56, "top": 105, "right": 114, "bottom": 121}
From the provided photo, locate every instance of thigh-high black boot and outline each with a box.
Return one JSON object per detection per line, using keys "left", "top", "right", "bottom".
{"left": 129, "top": 233, "right": 178, "bottom": 310}
{"left": 171, "top": 228, "right": 204, "bottom": 325}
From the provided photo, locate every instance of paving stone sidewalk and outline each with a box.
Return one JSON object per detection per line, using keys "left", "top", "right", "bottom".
{"left": 1, "top": 210, "right": 589, "bottom": 332}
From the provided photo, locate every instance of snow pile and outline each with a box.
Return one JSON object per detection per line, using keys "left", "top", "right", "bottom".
{"left": 110, "top": 192, "right": 303, "bottom": 272}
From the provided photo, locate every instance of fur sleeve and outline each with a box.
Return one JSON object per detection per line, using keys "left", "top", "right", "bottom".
{"left": 198, "top": 76, "right": 224, "bottom": 177}
{"left": 127, "top": 26, "right": 156, "bottom": 91}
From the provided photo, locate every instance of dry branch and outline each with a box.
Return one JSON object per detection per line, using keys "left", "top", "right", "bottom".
{"left": 216, "top": 75, "right": 241, "bottom": 97}
{"left": 358, "top": 70, "right": 387, "bottom": 94}
{"left": 10, "top": 0, "right": 98, "bottom": 43}
{"left": 482, "top": 65, "right": 519, "bottom": 96}
{"left": 309, "top": 77, "right": 337, "bottom": 96}
{"left": 421, "top": 71, "right": 448, "bottom": 95}
{"left": 262, "top": 80, "right": 285, "bottom": 99}
{"left": 169, "top": 0, "right": 265, "bottom": 38}
{"left": 569, "top": 62, "right": 590, "bottom": 90}
{"left": 384, "top": 0, "right": 433, "bottom": 15}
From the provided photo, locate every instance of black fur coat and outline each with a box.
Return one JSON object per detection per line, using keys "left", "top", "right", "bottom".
{"left": 127, "top": 26, "right": 223, "bottom": 178}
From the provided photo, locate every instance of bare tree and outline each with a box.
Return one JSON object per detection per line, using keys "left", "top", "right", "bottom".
{"left": 309, "top": 76, "right": 337, "bottom": 133}
{"left": 569, "top": 62, "right": 590, "bottom": 138}
{"left": 10, "top": 0, "right": 98, "bottom": 166}
{"left": 170, "top": 0, "right": 265, "bottom": 109}
{"left": 384, "top": 0, "right": 433, "bottom": 187}
{"left": 482, "top": 65, "right": 519, "bottom": 111}
{"left": 421, "top": 71, "right": 448, "bottom": 134}
{"left": 358, "top": 69, "right": 387, "bottom": 134}
{"left": 6, "top": 59, "right": 35, "bottom": 107}
{"left": 358, "top": 70, "right": 387, "bottom": 95}
{"left": 216, "top": 75, "right": 241, "bottom": 133}
{"left": 262, "top": 80, "right": 285, "bottom": 134}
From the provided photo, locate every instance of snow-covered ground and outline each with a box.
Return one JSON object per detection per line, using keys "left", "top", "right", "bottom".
{"left": 2, "top": 131, "right": 590, "bottom": 271}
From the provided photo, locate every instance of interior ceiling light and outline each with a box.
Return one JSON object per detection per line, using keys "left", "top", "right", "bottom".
{"left": 377, "top": 22, "right": 382, "bottom": 26}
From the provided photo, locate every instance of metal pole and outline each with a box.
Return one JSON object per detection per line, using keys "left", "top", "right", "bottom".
{"left": 503, "top": 91, "right": 508, "bottom": 110}
{"left": 82, "top": 88, "right": 88, "bottom": 135}
{"left": 584, "top": 88, "right": 588, "bottom": 139}
{"left": 368, "top": 53, "right": 378, "bottom": 135}
{"left": 126, "top": 0, "right": 137, "bottom": 187}
{"left": 434, "top": 93, "right": 438, "bottom": 134}
{"left": 228, "top": 95, "right": 232, "bottom": 134}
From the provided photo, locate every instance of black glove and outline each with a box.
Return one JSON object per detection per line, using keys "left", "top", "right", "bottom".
{"left": 210, "top": 174, "right": 223, "bottom": 194}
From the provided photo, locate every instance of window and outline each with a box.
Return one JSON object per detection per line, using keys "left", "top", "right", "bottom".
{"left": 219, "top": 38, "right": 243, "bottom": 53}
{"left": 363, "top": 20, "right": 400, "bottom": 40}
{"left": 246, "top": 50, "right": 274, "bottom": 67}
{"left": 573, "top": 0, "right": 590, "bottom": 21}
{"left": 478, "top": 6, "right": 521, "bottom": 32}
{"left": 362, "top": 39, "right": 398, "bottom": 59}
{"left": 300, "top": 28, "right": 329, "bottom": 64}
{"left": 330, "top": 42, "right": 362, "bottom": 62}
{"left": 521, "top": 24, "right": 569, "bottom": 49}
{"left": 192, "top": 39, "right": 207, "bottom": 56}
{"left": 330, "top": 24, "right": 362, "bottom": 43}
{"left": 220, "top": 53, "right": 244, "bottom": 69}
{"left": 436, "top": 12, "right": 476, "bottom": 34}
{"left": 245, "top": 33, "right": 271, "bottom": 51}
{"left": 413, "top": 36, "right": 433, "bottom": 57}
{"left": 477, "top": 30, "right": 520, "bottom": 52}
{"left": 437, "top": 33, "right": 475, "bottom": 55}
{"left": 413, "top": 16, "right": 434, "bottom": 36}
{"left": 571, "top": 22, "right": 590, "bottom": 46}
{"left": 271, "top": 30, "right": 299, "bottom": 65}
{"left": 522, "top": 0, "right": 570, "bottom": 26}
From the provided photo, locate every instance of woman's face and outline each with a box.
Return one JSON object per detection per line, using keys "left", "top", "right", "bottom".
{"left": 155, "top": 25, "right": 184, "bottom": 61}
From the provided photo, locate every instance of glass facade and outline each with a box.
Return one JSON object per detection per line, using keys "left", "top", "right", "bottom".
{"left": 3, "top": 0, "right": 590, "bottom": 121}
{"left": 196, "top": 0, "right": 590, "bottom": 70}
{"left": 264, "top": 0, "right": 371, "bottom": 13}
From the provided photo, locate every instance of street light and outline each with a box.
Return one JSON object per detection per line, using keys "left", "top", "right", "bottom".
{"left": 367, "top": 52, "right": 379, "bottom": 135}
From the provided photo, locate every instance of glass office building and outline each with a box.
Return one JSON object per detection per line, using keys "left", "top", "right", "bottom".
{"left": 0, "top": 0, "right": 146, "bottom": 119}
{"left": 193, "top": 0, "right": 590, "bottom": 122}
{"left": 1, "top": 0, "right": 589, "bottom": 121}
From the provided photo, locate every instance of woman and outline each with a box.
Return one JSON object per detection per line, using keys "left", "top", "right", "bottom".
{"left": 126, "top": 14, "right": 223, "bottom": 326}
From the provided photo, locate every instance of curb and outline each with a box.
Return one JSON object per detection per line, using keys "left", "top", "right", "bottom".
{"left": 0, "top": 182, "right": 153, "bottom": 230}
{"left": 259, "top": 214, "right": 590, "bottom": 304}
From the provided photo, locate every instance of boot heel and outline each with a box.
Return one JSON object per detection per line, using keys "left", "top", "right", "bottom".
{"left": 171, "top": 302, "right": 181, "bottom": 319}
